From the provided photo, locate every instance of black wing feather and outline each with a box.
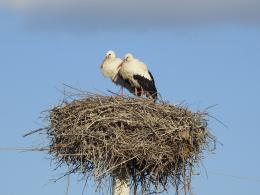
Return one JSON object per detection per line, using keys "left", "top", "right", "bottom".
{"left": 148, "top": 71, "right": 155, "bottom": 84}
{"left": 114, "top": 73, "right": 135, "bottom": 94}
{"left": 133, "top": 72, "right": 158, "bottom": 101}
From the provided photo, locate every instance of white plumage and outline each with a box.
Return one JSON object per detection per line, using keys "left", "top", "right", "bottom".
{"left": 119, "top": 53, "right": 157, "bottom": 101}
{"left": 100, "top": 50, "right": 135, "bottom": 95}
{"left": 101, "top": 50, "right": 121, "bottom": 82}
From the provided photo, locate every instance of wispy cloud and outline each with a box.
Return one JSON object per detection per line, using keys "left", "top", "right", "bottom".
{"left": 1, "top": 0, "right": 260, "bottom": 30}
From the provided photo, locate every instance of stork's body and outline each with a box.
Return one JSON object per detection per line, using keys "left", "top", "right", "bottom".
{"left": 101, "top": 50, "right": 134, "bottom": 95}
{"left": 119, "top": 54, "right": 158, "bottom": 101}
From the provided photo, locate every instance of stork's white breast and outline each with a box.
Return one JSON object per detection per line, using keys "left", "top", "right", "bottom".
{"left": 101, "top": 58, "right": 122, "bottom": 81}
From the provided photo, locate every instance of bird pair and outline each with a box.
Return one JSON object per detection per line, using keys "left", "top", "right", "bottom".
{"left": 101, "top": 50, "right": 158, "bottom": 102}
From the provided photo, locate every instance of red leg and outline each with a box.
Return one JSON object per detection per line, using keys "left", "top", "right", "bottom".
{"left": 140, "top": 88, "right": 144, "bottom": 96}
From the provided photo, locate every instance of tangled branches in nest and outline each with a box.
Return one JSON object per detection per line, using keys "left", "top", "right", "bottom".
{"left": 32, "top": 92, "right": 216, "bottom": 194}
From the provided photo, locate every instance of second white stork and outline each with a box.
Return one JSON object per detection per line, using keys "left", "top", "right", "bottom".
{"left": 100, "top": 50, "right": 135, "bottom": 95}
{"left": 119, "top": 53, "right": 158, "bottom": 101}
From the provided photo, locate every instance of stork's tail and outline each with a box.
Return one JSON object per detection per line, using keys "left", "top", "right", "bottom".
{"left": 145, "top": 86, "right": 157, "bottom": 102}
{"left": 149, "top": 90, "right": 158, "bottom": 102}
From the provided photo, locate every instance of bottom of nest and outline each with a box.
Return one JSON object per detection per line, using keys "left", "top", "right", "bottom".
{"left": 32, "top": 92, "right": 217, "bottom": 194}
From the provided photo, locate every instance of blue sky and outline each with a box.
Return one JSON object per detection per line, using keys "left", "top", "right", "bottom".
{"left": 0, "top": 2, "right": 260, "bottom": 195}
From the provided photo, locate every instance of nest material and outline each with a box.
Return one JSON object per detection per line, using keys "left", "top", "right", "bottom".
{"left": 43, "top": 93, "right": 215, "bottom": 194}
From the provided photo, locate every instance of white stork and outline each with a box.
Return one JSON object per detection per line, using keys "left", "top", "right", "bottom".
{"left": 100, "top": 50, "right": 135, "bottom": 95}
{"left": 118, "top": 53, "right": 158, "bottom": 101}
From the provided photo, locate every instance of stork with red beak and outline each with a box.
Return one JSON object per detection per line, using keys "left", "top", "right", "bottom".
{"left": 100, "top": 50, "right": 135, "bottom": 95}
{"left": 119, "top": 53, "right": 158, "bottom": 101}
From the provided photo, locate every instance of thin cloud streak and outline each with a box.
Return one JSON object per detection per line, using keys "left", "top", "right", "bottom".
{"left": 1, "top": 0, "right": 260, "bottom": 31}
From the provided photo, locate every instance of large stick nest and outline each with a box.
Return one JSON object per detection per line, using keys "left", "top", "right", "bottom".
{"left": 36, "top": 92, "right": 216, "bottom": 194}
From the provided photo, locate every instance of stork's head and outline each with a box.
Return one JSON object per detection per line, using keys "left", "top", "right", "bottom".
{"left": 123, "top": 53, "right": 134, "bottom": 62}
{"left": 105, "top": 50, "right": 116, "bottom": 59}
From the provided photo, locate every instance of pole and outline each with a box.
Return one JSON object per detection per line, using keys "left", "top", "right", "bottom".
{"left": 112, "top": 168, "right": 130, "bottom": 195}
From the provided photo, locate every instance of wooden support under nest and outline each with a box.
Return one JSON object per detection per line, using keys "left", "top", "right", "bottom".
{"left": 112, "top": 175, "right": 130, "bottom": 195}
